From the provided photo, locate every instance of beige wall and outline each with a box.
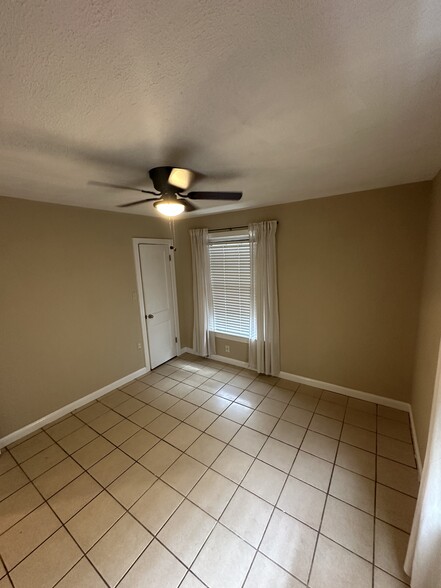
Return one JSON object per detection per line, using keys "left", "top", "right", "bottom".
{"left": 175, "top": 182, "right": 430, "bottom": 402}
{"left": 411, "top": 170, "right": 441, "bottom": 460}
{"left": 0, "top": 196, "right": 169, "bottom": 437}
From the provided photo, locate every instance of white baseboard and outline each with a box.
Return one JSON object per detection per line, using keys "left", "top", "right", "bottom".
{"left": 408, "top": 408, "right": 423, "bottom": 477}
{"left": 209, "top": 354, "right": 248, "bottom": 368}
{"left": 0, "top": 367, "right": 148, "bottom": 449}
{"left": 278, "top": 370, "right": 410, "bottom": 412}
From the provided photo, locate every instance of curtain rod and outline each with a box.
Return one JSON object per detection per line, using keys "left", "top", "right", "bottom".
{"left": 207, "top": 221, "right": 278, "bottom": 233}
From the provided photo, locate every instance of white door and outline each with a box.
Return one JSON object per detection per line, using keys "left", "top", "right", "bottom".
{"left": 138, "top": 243, "right": 177, "bottom": 369}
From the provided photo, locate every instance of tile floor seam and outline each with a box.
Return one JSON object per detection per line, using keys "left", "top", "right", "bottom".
{"left": 5, "top": 446, "right": 113, "bottom": 588}
{"left": 306, "top": 391, "right": 349, "bottom": 586}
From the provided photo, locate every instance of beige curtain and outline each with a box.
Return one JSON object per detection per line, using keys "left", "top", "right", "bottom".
{"left": 248, "top": 220, "right": 280, "bottom": 375}
{"left": 190, "top": 228, "right": 214, "bottom": 356}
{"left": 405, "top": 339, "right": 441, "bottom": 587}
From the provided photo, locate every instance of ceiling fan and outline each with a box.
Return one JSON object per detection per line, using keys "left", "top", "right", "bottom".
{"left": 89, "top": 166, "right": 242, "bottom": 217}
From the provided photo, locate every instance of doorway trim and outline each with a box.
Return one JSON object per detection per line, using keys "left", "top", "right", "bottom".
{"left": 132, "top": 238, "right": 181, "bottom": 372}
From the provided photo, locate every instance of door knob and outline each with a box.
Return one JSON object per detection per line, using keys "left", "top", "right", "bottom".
{"left": 147, "top": 314, "right": 154, "bottom": 319}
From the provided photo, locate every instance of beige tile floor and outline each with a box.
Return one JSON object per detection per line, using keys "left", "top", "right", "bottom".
{"left": 0, "top": 354, "right": 419, "bottom": 587}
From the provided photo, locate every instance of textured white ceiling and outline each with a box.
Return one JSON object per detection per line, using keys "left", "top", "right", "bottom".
{"left": 1, "top": 0, "right": 441, "bottom": 217}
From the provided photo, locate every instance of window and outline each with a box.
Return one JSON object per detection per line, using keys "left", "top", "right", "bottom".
{"left": 208, "top": 231, "right": 251, "bottom": 339}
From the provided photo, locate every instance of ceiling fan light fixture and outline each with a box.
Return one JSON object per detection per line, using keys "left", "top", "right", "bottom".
{"left": 154, "top": 199, "right": 186, "bottom": 217}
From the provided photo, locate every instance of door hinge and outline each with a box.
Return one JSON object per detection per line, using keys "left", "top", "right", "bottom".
{"left": 169, "top": 254, "right": 171, "bottom": 261}
{"left": 175, "top": 337, "right": 178, "bottom": 343}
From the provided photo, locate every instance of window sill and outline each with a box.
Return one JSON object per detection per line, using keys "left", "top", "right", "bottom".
{"left": 211, "top": 331, "right": 249, "bottom": 343}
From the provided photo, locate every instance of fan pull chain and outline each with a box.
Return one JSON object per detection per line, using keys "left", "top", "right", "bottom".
{"left": 169, "top": 218, "right": 177, "bottom": 251}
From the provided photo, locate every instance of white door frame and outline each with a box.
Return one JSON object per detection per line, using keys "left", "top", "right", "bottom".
{"left": 132, "top": 238, "right": 181, "bottom": 372}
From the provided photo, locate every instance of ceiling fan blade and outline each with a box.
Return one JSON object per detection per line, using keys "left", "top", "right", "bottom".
{"left": 168, "top": 168, "right": 196, "bottom": 191}
{"left": 88, "top": 181, "right": 158, "bottom": 195}
{"left": 180, "top": 199, "right": 198, "bottom": 212}
{"left": 118, "top": 198, "right": 160, "bottom": 208}
{"left": 186, "top": 191, "right": 242, "bottom": 201}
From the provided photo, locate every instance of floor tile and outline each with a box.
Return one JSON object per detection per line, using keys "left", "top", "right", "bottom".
{"left": 321, "top": 496, "right": 374, "bottom": 560}
{"left": 156, "top": 376, "right": 182, "bottom": 392}
{"left": 0, "top": 503, "right": 60, "bottom": 570}
{"left": 58, "top": 425, "right": 99, "bottom": 453}
{"left": 290, "top": 450, "right": 333, "bottom": 492}
{"left": 0, "top": 483, "right": 44, "bottom": 535}
{"left": 150, "top": 392, "right": 180, "bottom": 411}
{"left": 166, "top": 399, "right": 197, "bottom": 420}
{"left": 341, "top": 423, "right": 376, "bottom": 453}
{"left": 9, "top": 431, "right": 54, "bottom": 463}
{"left": 139, "top": 440, "right": 181, "bottom": 476}
{"left": 376, "top": 456, "right": 419, "bottom": 498}
{"left": 9, "top": 528, "right": 82, "bottom": 588}
{"left": 336, "top": 442, "right": 376, "bottom": 479}
{"left": 244, "top": 552, "right": 304, "bottom": 587}
{"left": 374, "top": 567, "right": 410, "bottom": 588}
{"left": 377, "top": 417, "right": 412, "bottom": 443}
{"left": 281, "top": 404, "right": 313, "bottom": 428}
{"left": 88, "top": 513, "right": 152, "bottom": 586}
{"left": 374, "top": 520, "right": 410, "bottom": 583}
{"left": 329, "top": 465, "right": 375, "bottom": 514}
{"left": 100, "top": 390, "right": 131, "bottom": 409}
{"left": 345, "top": 408, "right": 376, "bottom": 432}
{"left": 202, "top": 395, "right": 231, "bottom": 414}
{"left": 221, "top": 487, "right": 273, "bottom": 548}
{"left": 164, "top": 423, "right": 201, "bottom": 451}
{"left": 230, "top": 426, "right": 267, "bottom": 457}
{"left": 347, "top": 397, "right": 377, "bottom": 414}
{"left": 66, "top": 491, "right": 125, "bottom": 551}
{"left": 33, "top": 456, "right": 82, "bottom": 498}
{"left": 309, "top": 413, "right": 342, "bottom": 440}
{"left": 316, "top": 399, "right": 346, "bottom": 421}
{"left": 188, "top": 469, "right": 237, "bottom": 518}
{"left": 180, "top": 572, "right": 206, "bottom": 588}
{"left": 185, "top": 389, "right": 212, "bottom": 406}
{"left": 107, "top": 462, "right": 156, "bottom": 508}
{"left": 158, "top": 499, "right": 216, "bottom": 566}
{"left": 146, "top": 413, "right": 180, "bottom": 438}
{"left": 217, "top": 384, "right": 243, "bottom": 401}
{"left": 118, "top": 539, "right": 186, "bottom": 588}
{"left": 236, "top": 390, "right": 263, "bottom": 409}
{"left": 247, "top": 380, "right": 272, "bottom": 396}
{"left": 289, "top": 391, "right": 319, "bottom": 411}
{"left": 206, "top": 416, "right": 241, "bottom": 442}
{"left": 135, "top": 386, "right": 164, "bottom": 403}
{"left": 103, "top": 419, "right": 140, "bottom": 445}
{"left": 45, "top": 415, "right": 84, "bottom": 441}
{"left": 113, "top": 397, "right": 145, "bottom": 417}
{"left": 271, "top": 420, "right": 306, "bottom": 448}
{"left": 119, "top": 428, "right": 159, "bottom": 459}
{"left": 212, "top": 445, "right": 254, "bottom": 483}
{"left": 48, "top": 472, "right": 101, "bottom": 522}
{"left": 0, "top": 452, "right": 15, "bottom": 476}
{"left": 257, "top": 397, "right": 286, "bottom": 418}
{"left": 89, "top": 410, "right": 123, "bottom": 433}
{"left": 129, "top": 403, "right": 162, "bottom": 427}
{"left": 242, "top": 459, "right": 287, "bottom": 504}
{"left": 185, "top": 407, "right": 218, "bottom": 431}
{"left": 377, "top": 406, "right": 409, "bottom": 424}
{"left": 130, "top": 479, "right": 183, "bottom": 534}
{"left": 199, "top": 379, "right": 224, "bottom": 393}
{"left": 267, "top": 386, "right": 294, "bottom": 403}
{"left": 223, "top": 402, "right": 254, "bottom": 424}
{"left": 0, "top": 467, "right": 28, "bottom": 501}
{"left": 72, "top": 436, "right": 114, "bottom": 469}
{"left": 245, "top": 411, "right": 278, "bottom": 435}
{"left": 20, "top": 444, "right": 67, "bottom": 479}
{"left": 186, "top": 433, "right": 226, "bottom": 466}
{"left": 162, "top": 454, "right": 207, "bottom": 495}
{"left": 375, "top": 484, "right": 416, "bottom": 533}
{"left": 258, "top": 437, "right": 298, "bottom": 473}
{"left": 212, "top": 369, "right": 235, "bottom": 384}
{"left": 300, "top": 430, "right": 338, "bottom": 462}
{"left": 230, "top": 375, "right": 254, "bottom": 389}
{"left": 185, "top": 373, "right": 209, "bottom": 387}
{"left": 309, "top": 534, "right": 372, "bottom": 588}
{"left": 88, "top": 448, "right": 134, "bottom": 487}
{"left": 278, "top": 476, "right": 326, "bottom": 529}
{"left": 192, "top": 523, "right": 256, "bottom": 588}
{"left": 167, "top": 382, "right": 195, "bottom": 399}
{"left": 56, "top": 557, "right": 107, "bottom": 587}
{"left": 260, "top": 509, "right": 316, "bottom": 583}
{"left": 321, "top": 390, "right": 348, "bottom": 407}
{"left": 121, "top": 379, "right": 148, "bottom": 395}
{"left": 377, "top": 435, "right": 416, "bottom": 467}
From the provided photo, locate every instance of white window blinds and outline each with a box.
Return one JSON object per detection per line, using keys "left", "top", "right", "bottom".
{"left": 208, "top": 235, "right": 251, "bottom": 338}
